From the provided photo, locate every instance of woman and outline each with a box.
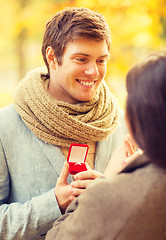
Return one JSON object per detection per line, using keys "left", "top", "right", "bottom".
{"left": 46, "top": 51, "right": 166, "bottom": 240}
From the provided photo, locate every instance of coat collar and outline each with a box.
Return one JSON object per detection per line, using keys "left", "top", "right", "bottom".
{"left": 121, "top": 154, "right": 150, "bottom": 174}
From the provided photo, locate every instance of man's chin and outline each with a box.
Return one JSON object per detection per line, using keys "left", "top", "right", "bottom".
{"left": 76, "top": 96, "right": 95, "bottom": 102}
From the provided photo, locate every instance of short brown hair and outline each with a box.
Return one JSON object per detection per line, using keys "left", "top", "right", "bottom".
{"left": 41, "top": 7, "right": 111, "bottom": 75}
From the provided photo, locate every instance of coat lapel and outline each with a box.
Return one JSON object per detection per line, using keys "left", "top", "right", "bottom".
{"left": 34, "top": 135, "right": 72, "bottom": 182}
{"left": 95, "top": 135, "right": 113, "bottom": 173}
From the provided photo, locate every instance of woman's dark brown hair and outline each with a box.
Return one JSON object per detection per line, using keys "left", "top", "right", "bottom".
{"left": 126, "top": 51, "right": 166, "bottom": 166}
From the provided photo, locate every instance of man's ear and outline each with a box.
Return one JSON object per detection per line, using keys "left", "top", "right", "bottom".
{"left": 46, "top": 46, "right": 57, "bottom": 69}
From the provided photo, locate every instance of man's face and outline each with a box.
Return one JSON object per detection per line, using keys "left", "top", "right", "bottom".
{"left": 48, "top": 38, "right": 109, "bottom": 104}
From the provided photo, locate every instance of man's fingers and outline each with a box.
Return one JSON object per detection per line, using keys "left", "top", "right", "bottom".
{"left": 57, "top": 162, "right": 69, "bottom": 185}
{"left": 69, "top": 195, "right": 77, "bottom": 201}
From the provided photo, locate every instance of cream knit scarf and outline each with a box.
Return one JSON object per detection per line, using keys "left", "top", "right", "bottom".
{"left": 14, "top": 68, "right": 120, "bottom": 147}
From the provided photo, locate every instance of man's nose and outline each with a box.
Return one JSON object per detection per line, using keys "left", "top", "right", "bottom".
{"left": 84, "top": 62, "right": 99, "bottom": 78}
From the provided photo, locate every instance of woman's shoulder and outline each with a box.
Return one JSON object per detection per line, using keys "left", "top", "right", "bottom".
{"left": 86, "top": 159, "right": 166, "bottom": 202}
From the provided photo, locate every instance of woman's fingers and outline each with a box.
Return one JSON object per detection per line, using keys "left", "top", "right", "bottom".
{"left": 124, "top": 134, "right": 135, "bottom": 156}
{"left": 71, "top": 179, "right": 93, "bottom": 189}
{"left": 74, "top": 169, "right": 103, "bottom": 181}
{"left": 70, "top": 180, "right": 93, "bottom": 196}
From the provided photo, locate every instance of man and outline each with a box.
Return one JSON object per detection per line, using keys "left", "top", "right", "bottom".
{"left": 0, "top": 7, "right": 127, "bottom": 239}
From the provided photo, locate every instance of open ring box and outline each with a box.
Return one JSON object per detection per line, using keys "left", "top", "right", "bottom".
{"left": 67, "top": 143, "right": 89, "bottom": 175}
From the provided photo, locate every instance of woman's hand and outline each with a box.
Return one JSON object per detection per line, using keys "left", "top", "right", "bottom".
{"left": 71, "top": 167, "right": 103, "bottom": 196}
{"left": 104, "top": 134, "right": 143, "bottom": 178}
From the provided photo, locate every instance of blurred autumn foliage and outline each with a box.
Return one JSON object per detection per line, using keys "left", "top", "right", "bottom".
{"left": 0, "top": 0, "right": 166, "bottom": 108}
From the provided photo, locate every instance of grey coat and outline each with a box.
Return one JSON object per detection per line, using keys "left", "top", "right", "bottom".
{"left": 46, "top": 155, "right": 166, "bottom": 240}
{"left": 0, "top": 104, "right": 127, "bottom": 240}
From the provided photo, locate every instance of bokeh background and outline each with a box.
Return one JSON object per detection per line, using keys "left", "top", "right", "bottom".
{"left": 0, "top": 0, "right": 166, "bottom": 109}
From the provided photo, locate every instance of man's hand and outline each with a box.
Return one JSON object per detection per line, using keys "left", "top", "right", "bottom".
{"left": 55, "top": 162, "right": 103, "bottom": 214}
{"left": 55, "top": 162, "right": 76, "bottom": 214}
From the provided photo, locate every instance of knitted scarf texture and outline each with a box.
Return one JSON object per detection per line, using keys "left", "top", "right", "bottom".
{"left": 14, "top": 68, "right": 120, "bottom": 147}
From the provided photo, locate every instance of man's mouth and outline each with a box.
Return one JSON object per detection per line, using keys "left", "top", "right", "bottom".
{"left": 76, "top": 79, "right": 96, "bottom": 87}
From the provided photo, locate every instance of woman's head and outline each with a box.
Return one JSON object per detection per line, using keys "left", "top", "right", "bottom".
{"left": 126, "top": 51, "right": 166, "bottom": 165}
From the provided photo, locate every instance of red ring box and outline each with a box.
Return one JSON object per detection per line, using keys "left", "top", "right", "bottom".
{"left": 67, "top": 143, "right": 89, "bottom": 175}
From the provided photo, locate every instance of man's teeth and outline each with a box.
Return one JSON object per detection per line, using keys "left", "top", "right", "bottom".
{"left": 78, "top": 80, "right": 94, "bottom": 86}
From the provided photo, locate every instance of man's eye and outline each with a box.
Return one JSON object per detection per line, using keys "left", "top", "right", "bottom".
{"left": 98, "top": 59, "right": 106, "bottom": 64}
{"left": 75, "top": 58, "right": 87, "bottom": 63}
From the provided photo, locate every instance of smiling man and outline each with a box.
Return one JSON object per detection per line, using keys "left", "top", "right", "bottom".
{"left": 47, "top": 38, "right": 109, "bottom": 103}
{"left": 0, "top": 7, "right": 127, "bottom": 239}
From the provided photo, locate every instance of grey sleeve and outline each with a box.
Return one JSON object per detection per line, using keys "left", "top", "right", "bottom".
{"left": 0, "top": 140, "right": 62, "bottom": 240}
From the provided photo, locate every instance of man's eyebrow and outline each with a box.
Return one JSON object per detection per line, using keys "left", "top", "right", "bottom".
{"left": 71, "top": 53, "right": 90, "bottom": 57}
{"left": 71, "top": 53, "right": 110, "bottom": 58}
